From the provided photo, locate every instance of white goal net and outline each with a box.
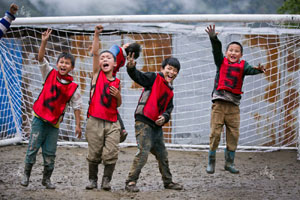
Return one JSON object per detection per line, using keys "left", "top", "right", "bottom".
{"left": 0, "top": 15, "right": 299, "bottom": 158}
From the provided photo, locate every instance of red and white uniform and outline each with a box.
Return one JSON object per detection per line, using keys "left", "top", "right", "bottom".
{"left": 33, "top": 69, "right": 78, "bottom": 125}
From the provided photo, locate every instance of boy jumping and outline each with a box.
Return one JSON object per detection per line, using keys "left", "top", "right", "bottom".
{"left": 205, "top": 25, "right": 265, "bottom": 174}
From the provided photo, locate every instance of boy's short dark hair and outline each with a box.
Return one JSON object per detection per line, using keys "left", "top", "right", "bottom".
{"left": 125, "top": 43, "right": 141, "bottom": 59}
{"left": 100, "top": 50, "right": 116, "bottom": 61}
{"left": 162, "top": 57, "right": 181, "bottom": 72}
{"left": 226, "top": 41, "right": 243, "bottom": 54}
{"left": 57, "top": 52, "right": 75, "bottom": 67}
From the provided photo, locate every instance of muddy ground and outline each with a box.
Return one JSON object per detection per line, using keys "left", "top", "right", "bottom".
{"left": 0, "top": 145, "right": 299, "bottom": 200}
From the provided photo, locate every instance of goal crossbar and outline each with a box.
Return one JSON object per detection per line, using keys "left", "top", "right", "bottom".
{"left": 13, "top": 14, "right": 300, "bottom": 25}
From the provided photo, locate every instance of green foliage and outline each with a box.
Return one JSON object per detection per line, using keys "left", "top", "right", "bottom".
{"left": 278, "top": 0, "right": 300, "bottom": 14}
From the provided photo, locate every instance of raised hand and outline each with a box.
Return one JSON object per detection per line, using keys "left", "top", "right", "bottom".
{"left": 205, "top": 24, "right": 218, "bottom": 38}
{"left": 94, "top": 25, "right": 103, "bottom": 35}
{"left": 38, "top": 29, "right": 52, "bottom": 62}
{"left": 9, "top": 3, "right": 18, "bottom": 15}
{"left": 41, "top": 29, "right": 52, "bottom": 42}
{"left": 126, "top": 52, "right": 136, "bottom": 68}
{"left": 253, "top": 63, "right": 266, "bottom": 73}
{"left": 122, "top": 43, "right": 130, "bottom": 49}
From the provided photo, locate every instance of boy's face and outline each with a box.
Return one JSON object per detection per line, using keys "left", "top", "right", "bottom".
{"left": 226, "top": 44, "right": 242, "bottom": 63}
{"left": 57, "top": 57, "right": 73, "bottom": 76}
{"left": 161, "top": 64, "right": 178, "bottom": 83}
{"left": 99, "top": 52, "right": 116, "bottom": 73}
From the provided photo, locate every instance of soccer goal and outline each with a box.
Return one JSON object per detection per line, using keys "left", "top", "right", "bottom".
{"left": 0, "top": 14, "right": 299, "bottom": 159}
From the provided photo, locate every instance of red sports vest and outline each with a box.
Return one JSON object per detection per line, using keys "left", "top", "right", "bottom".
{"left": 33, "top": 69, "right": 78, "bottom": 125}
{"left": 88, "top": 70, "right": 120, "bottom": 122}
{"left": 217, "top": 57, "right": 245, "bottom": 94}
{"left": 136, "top": 74, "right": 173, "bottom": 122}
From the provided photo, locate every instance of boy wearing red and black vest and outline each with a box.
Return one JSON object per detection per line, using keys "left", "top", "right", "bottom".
{"left": 85, "top": 25, "right": 122, "bottom": 191}
{"left": 205, "top": 25, "right": 265, "bottom": 174}
{"left": 109, "top": 42, "right": 141, "bottom": 142}
{"left": 124, "top": 54, "right": 183, "bottom": 192}
{"left": 21, "top": 29, "right": 82, "bottom": 189}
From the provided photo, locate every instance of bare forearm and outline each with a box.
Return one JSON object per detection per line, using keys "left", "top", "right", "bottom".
{"left": 92, "top": 32, "right": 100, "bottom": 55}
{"left": 38, "top": 40, "right": 47, "bottom": 62}
{"left": 92, "top": 32, "right": 100, "bottom": 74}
{"left": 74, "top": 109, "right": 82, "bottom": 138}
{"left": 117, "top": 96, "right": 122, "bottom": 107}
{"left": 74, "top": 109, "right": 81, "bottom": 127}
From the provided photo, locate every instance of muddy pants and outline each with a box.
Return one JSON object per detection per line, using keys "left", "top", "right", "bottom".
{"left": 86, "top": 116, "right": 120, "bottom": 165}
{"left": 209, "top": 100, "right": 240, "bottom": 151}
{"left": 25, "top": 116, "right": 59, "bottom": 170}
{"left": 126, "top": 121, "right": 173, "bottom": 185}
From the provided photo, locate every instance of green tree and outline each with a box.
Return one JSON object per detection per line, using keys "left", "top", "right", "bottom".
{"left": 278, "top": 0, "right": 300, "bottom": 14}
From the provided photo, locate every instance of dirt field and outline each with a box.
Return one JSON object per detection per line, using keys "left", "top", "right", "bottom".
{"left": 0, "top": 144, "right": 299, "bottom": 200}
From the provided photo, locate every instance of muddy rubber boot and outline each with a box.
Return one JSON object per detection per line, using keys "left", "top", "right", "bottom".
{"left": 42, "top": 167, "right": 56, "bottom": 189}
{"left": 20, "top": 163, "right": 33, "bottom": 187}
{"left": 206, "top": 150, "right": 216, "bottom": 174}
{"left": 86, "top": 163, "right": 98, "bottom": 190}
{"left": 101, "top": 164, "right": 115, "bottom": 191}
{"left": 224, "top": 149, "right": 239, "bottom": 174}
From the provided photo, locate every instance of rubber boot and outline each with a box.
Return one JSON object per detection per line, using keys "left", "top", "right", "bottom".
{"left": 20, "top": 163, "right": 33, "bottom": 187}
{"left": 101, "top": 164, "right": 115, "bottom": 191}
{"left": 206, "top": 150, "right": 216, "bottom": 174}
{"left": 42, "top": 167, "right": 56, "bottom": 189}
{"left": 224, "top": 149, "right": 239, "bottom": 174}
{"left": 86, "top": 162, "right": 98, "bottom": 190}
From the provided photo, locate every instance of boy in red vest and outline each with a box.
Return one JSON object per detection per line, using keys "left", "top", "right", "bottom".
{"left": 205, "top": 25, "right": 265, "bottom": 174}
{"left": 85, "top": 25, "right": 122, "bottom": 191}
{"left": 21, "top": 29, "right": 82, "bottom": 189}
{"left": 109, "top": 42, "right": 141, "bottom": 142}
{"left": 124, "top": 53, "right": 183, "bottom": 192}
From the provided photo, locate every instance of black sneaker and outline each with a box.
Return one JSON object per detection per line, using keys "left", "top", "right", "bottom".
{"left": 164, "top": 182, "right": 183, "bottom": 190}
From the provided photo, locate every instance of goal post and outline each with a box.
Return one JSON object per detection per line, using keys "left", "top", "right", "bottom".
{"left": 1, "top": 14, "right": 299, "bottom": 159}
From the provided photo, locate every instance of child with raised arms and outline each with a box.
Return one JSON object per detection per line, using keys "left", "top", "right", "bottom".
{"left": 20, "top": 29, "right": 82, "bottom": 189}
{"left": 85, "top": 25, "right": 122, "bottom": 191}
{"left": 205, "top": 25, "right": 265, "bottom": 174}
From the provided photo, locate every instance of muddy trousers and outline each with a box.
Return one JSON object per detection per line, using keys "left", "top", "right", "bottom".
{"left": 126, "top": 121, "right": 173, "bottom": 185}
{"left": 209, "top": 100, "right": 240, "bottom": 152}
{"left": 24, "top": 116, "right": 59, "bottom": 170}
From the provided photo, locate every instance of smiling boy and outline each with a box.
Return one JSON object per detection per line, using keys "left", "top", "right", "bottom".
{"left": 21, "top": 29, "right": 82, "bottom": 189}
{"left": 124, "top": 54, "right": 183, "bottom": 192}
{"left": 205, "top": 25, "right": 265, "bottom": 174}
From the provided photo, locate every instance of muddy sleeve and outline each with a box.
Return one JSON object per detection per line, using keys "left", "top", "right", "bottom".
{"left": 162, "top": 98, "right": 174, "bottom": 124}
{"left": 210, "top": 36, "right": 224, "bottom": 69}
{"left": 69, "top": 88, "right": 82, "bottom": 111}
{"left": 243, "top": 61, "right": 264, "bottom": 75}
{"left": 127, "top": 66, "right": 156, "bottom": 88}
